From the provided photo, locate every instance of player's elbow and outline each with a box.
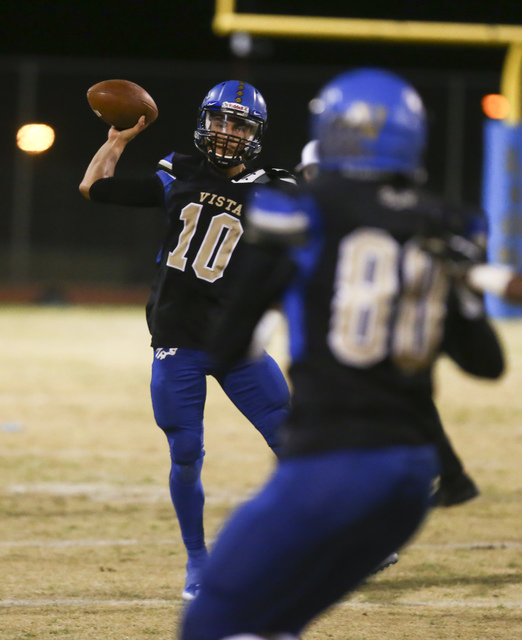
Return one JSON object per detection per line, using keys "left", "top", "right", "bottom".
{"left": 79, "top": 181, "right": 91, "bottom": 200}
{"left": 465, "top": 350, "right": 505, "bottom": 380}
{"left": 446, "top": 340, "right": 506, "bottom": 380}
{"left": 476, "top": 365, "right": 504, "bottom": 380}
{"left": 479, "top": 355, "right": 505, "bottom": 380}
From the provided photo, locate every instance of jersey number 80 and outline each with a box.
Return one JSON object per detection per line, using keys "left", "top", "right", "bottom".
{"left": 328, "top": 228, "right": 448, "bottom": 373}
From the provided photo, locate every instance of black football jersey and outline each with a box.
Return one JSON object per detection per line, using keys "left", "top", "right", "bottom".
{"left": 209, "top": 172, "right": 505, "bottom": 454}
{"left": 89, "top": 152, "right": 295, "bottom": 349}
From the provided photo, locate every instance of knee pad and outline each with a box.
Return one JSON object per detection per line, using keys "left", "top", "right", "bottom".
{"left": 171, "top": 458, "right": 204, "bottom": 485}
{"left": 165, "top": 429, "right": 204, "bottom": 466}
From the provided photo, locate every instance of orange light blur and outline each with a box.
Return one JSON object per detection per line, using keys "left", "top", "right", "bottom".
{"left": 17, "top": 124, "right": 55, "bottom": 153}
{"left": 482, "top": 94, "right": 510, "bottom": 120}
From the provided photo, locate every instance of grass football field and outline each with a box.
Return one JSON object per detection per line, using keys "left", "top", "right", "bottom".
{"left": 0, "top": 305, "right": 521, "bottom": 639}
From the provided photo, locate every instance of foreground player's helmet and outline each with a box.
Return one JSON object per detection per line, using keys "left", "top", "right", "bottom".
{"left": 194, "top": 80, "right": 267, "bottom": 168}
{"left": 310, "top": 68, "right": 427, "bottom": 177}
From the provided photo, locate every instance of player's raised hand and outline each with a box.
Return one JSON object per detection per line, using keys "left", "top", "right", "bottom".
{"left": 80, "top": 116, "right": 149, "bottom": 199}
{"left": 107, "top": 115, "right": 148, "bottom": 143}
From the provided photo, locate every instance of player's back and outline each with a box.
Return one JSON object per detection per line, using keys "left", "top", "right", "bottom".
{"left": 280, "top": 174, "right": 475, "bottom": 455}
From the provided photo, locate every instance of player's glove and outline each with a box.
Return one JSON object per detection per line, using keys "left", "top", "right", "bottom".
{"left": 417, "top": 232, "right": 485, "bottom": 278}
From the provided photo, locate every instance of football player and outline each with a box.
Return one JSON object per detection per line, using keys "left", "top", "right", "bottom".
{"left": 180, "top": 69, "right": 505, "bottom": 640}
{"left": 295, "top": 140, "right": 483, "bottom": 510}
{"left": 79, "top": 80, "right": 295, "bottom": 601}
{"left": 295, "top": 139, "right": 319, "bottom": 183}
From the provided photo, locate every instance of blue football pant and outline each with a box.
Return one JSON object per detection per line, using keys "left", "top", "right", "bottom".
{"left": 150, "top": 348, "right": 291, "bottom": 551}
{"left": 180, "top": 445, "right": 438, "bottom": 640}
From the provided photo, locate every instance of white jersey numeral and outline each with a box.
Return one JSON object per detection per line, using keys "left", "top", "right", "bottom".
{"left": 167, "top": 203, "right": 244, "bottom": 282}
{"left": 327, "top": 228, "right": 448, "bottom": 373}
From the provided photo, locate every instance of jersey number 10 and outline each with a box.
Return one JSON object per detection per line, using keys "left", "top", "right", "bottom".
{"left": 166, "top": 202, "right": 244, "bottom": 283}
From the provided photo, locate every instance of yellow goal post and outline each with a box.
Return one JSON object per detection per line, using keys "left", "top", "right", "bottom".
{"left": 213, "top": 0, "right": 522, "bottom": 123}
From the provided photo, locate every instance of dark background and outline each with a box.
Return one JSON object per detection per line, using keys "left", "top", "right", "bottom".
{"left": 2, "top": 1, "right": 522, "bottom": 69}
{"left": 1, "top": 1, "right": 521, "bottom": 293}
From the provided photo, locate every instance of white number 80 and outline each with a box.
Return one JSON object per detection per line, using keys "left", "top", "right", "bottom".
{"left": 328, "top": 228, "right": 448, "bottom": 373}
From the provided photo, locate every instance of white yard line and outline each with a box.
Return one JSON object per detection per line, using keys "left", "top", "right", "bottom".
{"left": 339, "top": 600, "right": 522, "bottom": 609}
{"left": 0, "top": 598, "right": 175, "bottom": 607}
{"left": 5, "top": 482, "right": 244, "bottom": 504}
{"left": 0, "top": 538, "right": 176, "bottom": 547}
{"left": 1, "top": 598, "right": 521, "bottom": 609}
{"left": 1, "top": 538, "right": 521, "bottom": 549}
{"left": 413, "top": 542, "right": 522, "bottom": 549}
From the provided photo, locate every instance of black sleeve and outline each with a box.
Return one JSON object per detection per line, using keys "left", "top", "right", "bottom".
{"left": 208, "top": 241, "right": 296, "bottom": 366}
{"left": 441, "top": 287, "right": 505, "bottom": 379}
{"left": 89, "top": 175, "right": 164, "bottom": 207}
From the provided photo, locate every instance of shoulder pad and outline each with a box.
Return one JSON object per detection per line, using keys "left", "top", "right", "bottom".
{"left": 263, "top": 167, "right": 297, "bottom": 185}
{"left": 246, "top": 186, "right": 310, "bottom": 244}
{"left": 157, "top": 152, "right": 175, "bottom": 174}
{"left": 156, "top": 152, "right": 198, "bottom": 177}
{"left": 414, "top": 190, "right": 487, "bottom": 242}
{"left": 233, "top": 167, "right": 297, "bottom": 185}
{"left": 232, "top": 168, "right": 268, "bottom": 184}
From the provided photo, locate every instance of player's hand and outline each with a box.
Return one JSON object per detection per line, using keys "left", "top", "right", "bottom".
{"left": 418, "top": 233, "right": 485, "bottom": 279}
{"left": 107, "top": 115, "right": 148, "bottom": 144}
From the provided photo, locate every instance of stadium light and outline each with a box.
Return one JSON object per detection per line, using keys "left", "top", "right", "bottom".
{"left": 11, "top": 123, "right": 55, "bottom": 283}
{"left": 482, "top": 94, "right": 511, "bottom": 119}
{"left": 16, "top": 123, "right": 55, "bottom": 153}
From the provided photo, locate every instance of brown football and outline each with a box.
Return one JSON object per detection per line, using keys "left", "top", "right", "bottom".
{"left": 87, "top": 79, "right": 158, "bottom": 130}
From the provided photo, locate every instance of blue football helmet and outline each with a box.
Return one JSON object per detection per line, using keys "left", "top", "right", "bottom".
{"left": 194, "top": 80, "right": 267, "bottom": 168}
{"left": 310, "top": 68, "right": 427, "bottom": 177}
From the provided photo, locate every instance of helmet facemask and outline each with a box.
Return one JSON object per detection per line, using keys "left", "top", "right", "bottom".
{"left": 195, "top": 110, "right": 264, "bottom": 168}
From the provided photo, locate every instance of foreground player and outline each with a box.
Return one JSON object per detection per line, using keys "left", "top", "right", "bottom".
{"left": 79, "top": 80, "right": 294, "bottom": 600}
{"left": 180, "top": 69, "right": 505, "bottom": 640}
{"left": 294, "top": 139, "right": 484, "bottom": 509}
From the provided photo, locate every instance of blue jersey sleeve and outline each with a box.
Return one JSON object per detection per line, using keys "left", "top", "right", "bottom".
{"left": 246, "top": 187, "right": 311, "bottom": 243}
{"left": 155, "top": 152, "right": 177, "bottom": 206}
